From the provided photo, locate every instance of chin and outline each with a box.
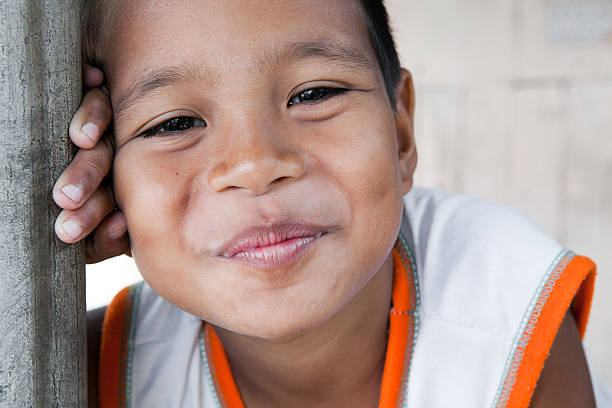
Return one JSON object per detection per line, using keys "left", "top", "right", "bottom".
{"left": 209, "top": 299, "right": 338, "bottom": 341}
{"left": 226, "top": 321, "right": 310, "bottom": 341}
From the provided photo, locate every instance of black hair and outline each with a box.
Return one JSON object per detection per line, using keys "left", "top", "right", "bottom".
{"left": 358, "top": 0, "right": 402, "bottom": 110}
{"left": 83, "top": 0, "right": 402, "bottom": 109}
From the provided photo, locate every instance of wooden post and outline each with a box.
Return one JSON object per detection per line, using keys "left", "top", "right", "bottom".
{"left": 0, "top": 1, "right": 85, "bottom": 406}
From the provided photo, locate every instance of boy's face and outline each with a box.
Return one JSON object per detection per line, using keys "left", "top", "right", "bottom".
{"left": 106, "top": 0, "right": 416, "bottom": 338}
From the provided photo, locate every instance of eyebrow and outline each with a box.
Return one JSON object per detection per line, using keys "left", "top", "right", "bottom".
{"left": 113, "top": 38, "right": 375, "bottom": 120}
{"left": 276, "top": 39, "right": 375, "bottom": 71}
{"left": 113, "top": 64, "right": 213, "bottom": 121}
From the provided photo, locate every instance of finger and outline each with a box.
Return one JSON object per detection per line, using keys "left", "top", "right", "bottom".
{"left": 85, "top": 211, "right": 131, "bottom": 264}
{"left": 54, "top": 185, "right": 115, "bottom": 244}
{"left": 69, "top": 88, "right": 112, "bottom": 149}
{"left": 83, "top": 64, "right": 104, "bottom": 89}
{"left": 53, "top": 135, "right": 114, "bottom": 210}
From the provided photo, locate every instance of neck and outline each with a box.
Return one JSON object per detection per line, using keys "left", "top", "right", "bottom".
{"left": 213, "top": 254, "right": 394, "bottom": 408}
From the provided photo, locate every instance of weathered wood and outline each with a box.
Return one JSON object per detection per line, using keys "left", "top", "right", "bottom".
{"left": 0, "top": 1, "right": 84, "bottom": 407}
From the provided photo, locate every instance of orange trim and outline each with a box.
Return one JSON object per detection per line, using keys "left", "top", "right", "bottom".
{"left": 391, "top": 249, "right": 412, "bottom": 312}
{"left": 505, "top": 255, "right": 596, "bottom": 408}
{"left": 378, "top": 249, "right": 412, "bottom": 408}
{"left": 208, "top": 325, "right": 247, "bottom": 408}
{"left": 571, "top": 257, "right": 596, "bottom": 339}
{"left": 206, "top": 247, "right": 416, "bottom": 408}
{"left": 99, "top": 286, "right": 132, "bottom": 408}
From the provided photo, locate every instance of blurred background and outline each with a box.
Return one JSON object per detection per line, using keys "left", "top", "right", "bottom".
{"left": 86, "top": 0, "right": 612, "bottom": 386}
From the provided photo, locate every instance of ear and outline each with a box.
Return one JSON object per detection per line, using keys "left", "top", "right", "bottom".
{"left": 394, "top": 68, "right": 417, "bottom": 195}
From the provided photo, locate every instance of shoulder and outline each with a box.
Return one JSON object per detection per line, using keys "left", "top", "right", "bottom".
{"left": 530, "top": 310, "right": 596, "bottom": 407}
{"left": 402, "top": 187, "right": 558, "bottom": 255}
{"left": 401, "top": 187, "right": 565, "bottom": 336}
{"left": 400, "top": 187, "right": 598, "bottom": 407}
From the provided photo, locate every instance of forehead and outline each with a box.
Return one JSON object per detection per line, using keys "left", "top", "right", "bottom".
{"left": 105, "top": 0, "right": 373, "bottom": 94}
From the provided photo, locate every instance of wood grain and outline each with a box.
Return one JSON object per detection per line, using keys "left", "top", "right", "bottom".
{"left": 0, "top": 1, "right": 85, "bottom": 406}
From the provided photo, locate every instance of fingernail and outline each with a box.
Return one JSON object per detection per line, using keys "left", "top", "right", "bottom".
{"left": 61, "top": 184, "right": 83, "bottom": 203}
{"left": 62, "top": 220, "right": 82, "bottom": 240}
{"left": 81, "top": 122, "right": 99, "bottom": 143}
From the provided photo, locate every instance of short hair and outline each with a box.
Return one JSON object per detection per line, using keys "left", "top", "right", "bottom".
{"left": 82, "top": 0, "right": 401, "bottom": 109}
{"left": 358, "top": 0, "right": 402, "bottom": 109}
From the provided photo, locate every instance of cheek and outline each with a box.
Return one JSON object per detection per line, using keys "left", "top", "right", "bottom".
{"left": 349, "top": 126, "right": 404, "bottom": 269}
{"left": 308, "top": 106, "right": 404, "bottom": 278}
{"left": 317, "top": 107, "right": 403, "bottom": 222}
{"left": 113, "top": 146, "right": 192, "bottom": 263}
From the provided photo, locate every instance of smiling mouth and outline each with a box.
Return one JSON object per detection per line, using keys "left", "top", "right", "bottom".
{"left": 219, "top": 223, "right": 327, "bottom": 269}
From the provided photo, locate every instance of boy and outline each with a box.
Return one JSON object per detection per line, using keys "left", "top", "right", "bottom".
{"left": 53, "top": 1, "right": 607, "bottom": 406}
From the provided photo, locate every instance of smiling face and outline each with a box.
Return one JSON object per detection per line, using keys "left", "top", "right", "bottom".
{"left": 105, "top": 0, "right": 416, "bottom": 338}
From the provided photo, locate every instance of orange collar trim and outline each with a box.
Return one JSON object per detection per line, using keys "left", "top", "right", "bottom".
{"left": 200, "top": 234, "right": 421, "bottom": 408}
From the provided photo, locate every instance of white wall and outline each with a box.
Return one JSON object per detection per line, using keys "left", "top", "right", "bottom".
{"left": 386, "top": 0, "right": 612, "bottom": 385}
{"left": 86, "top": 256, "right": 141, "bottom": 310}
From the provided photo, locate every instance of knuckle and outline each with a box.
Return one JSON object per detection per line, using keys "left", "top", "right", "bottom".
{"left": 87, "top": 100, "right": 111, "bottom": 124}
{"left": 79, "top": 159, "right": 107, "bottom": 189}
{"left": 76, "top": 196, "right": 110, "bottom": 232}
{"left": 84, "top": 88, "right": 111, "bottom": 117}
{"left": 71, "top": 209, "right": 95, "bottom": 235}
{"left": 90, "top": 87, "right": 110, "bottom": 103}
{"left": 86, "top": 228, "right": 128, "bottom": 264}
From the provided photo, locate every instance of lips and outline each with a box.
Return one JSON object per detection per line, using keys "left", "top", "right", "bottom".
{"left": 219, "top": 223, "right": 326, "bottom": 269}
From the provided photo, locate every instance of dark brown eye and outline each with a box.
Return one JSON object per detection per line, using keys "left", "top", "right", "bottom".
{"left": 288, "top": 87, "right": 348, "bottom": 107}
{"left": 142, "top": 117, "right": 206, "bottom": 138}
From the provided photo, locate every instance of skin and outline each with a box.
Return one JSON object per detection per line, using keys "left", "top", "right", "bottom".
{"left": 106, "top": 0, "right": 413, "bottom": 339}
{"left": 53, "top": 66, "right": 130, "bottom": 262}
{"left": 55, "top": 1, "right": 595, "bottom": 407}
{"left": 104, "top": 2, "right": 414, "bottom": 406}
{"left": 532, "top": 310, "right": 596, "bottom": 407}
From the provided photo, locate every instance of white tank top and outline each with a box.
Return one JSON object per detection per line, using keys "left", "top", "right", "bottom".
{"left": 98, "top": 188, "right": 610, "bottom": 407}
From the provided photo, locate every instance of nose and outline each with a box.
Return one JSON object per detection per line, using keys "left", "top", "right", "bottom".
{"left": 208, "top": 123, "right": 306, "bottom": 195}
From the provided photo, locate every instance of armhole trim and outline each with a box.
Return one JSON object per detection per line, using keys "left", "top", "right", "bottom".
{"left": 99, "top": 282, "right": 144, "bottom": 408}
{"left": 493, "top": 251, "right": 597, "bottom": 408}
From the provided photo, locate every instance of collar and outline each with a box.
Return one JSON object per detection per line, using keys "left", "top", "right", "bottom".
{"left": 199, "top": 233, "right": 421, "bottom": 408}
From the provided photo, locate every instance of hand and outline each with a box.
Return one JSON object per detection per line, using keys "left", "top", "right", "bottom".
{"left": 53, "top": 65, "right": 130, "bottom": 264}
